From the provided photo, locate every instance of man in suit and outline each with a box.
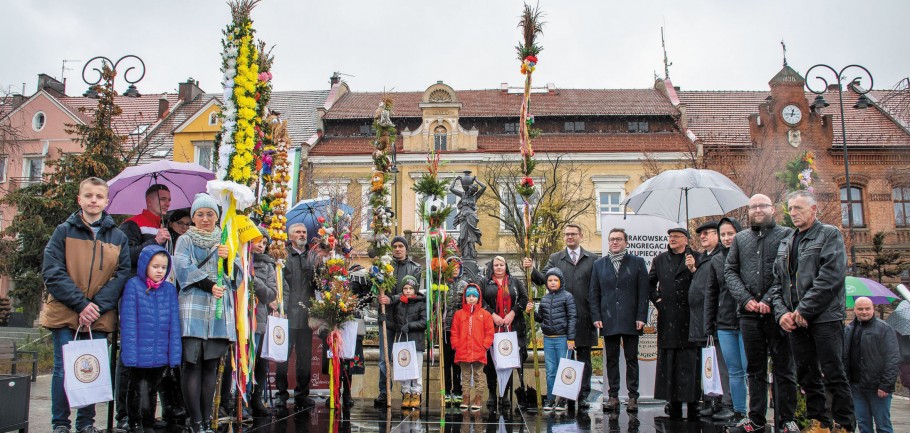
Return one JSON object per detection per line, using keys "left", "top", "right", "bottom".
{"left": 523, "top": 223, "right": 597, "bottom": 408}
{"left": 587, "top": 228, "right": 649, "bottom": 413}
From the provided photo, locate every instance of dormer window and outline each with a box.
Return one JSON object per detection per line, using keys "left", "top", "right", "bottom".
{"left": 434, "top": 125, "right": 448, "bottom": 151}
{"left": 208, "top": 112, "right": 219, "bottom": 125}
{"left": 564, "top": 121, "right": 585, "bottom": 132}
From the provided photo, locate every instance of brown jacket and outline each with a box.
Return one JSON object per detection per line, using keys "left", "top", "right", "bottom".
{"left": 41, "top": 211, "right": 131, "bottom": 332}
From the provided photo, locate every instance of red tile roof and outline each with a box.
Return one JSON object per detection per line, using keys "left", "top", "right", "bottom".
{"left": 323, "top": 88, "right": 678, "bottom": 119}
{"left": 61, "top": 94, "right": 181, "bottom": 138}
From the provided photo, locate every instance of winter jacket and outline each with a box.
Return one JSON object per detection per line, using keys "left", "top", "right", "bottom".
{"left": 252, "top": 252, "right": 278, "bottom": 334}
{"left": 174, "top": 232, "right": 240, "bottom": 341}
{"left": 482, "top": 260, "right": 529, "bottom": 346}
{"left": 451, "top": 291, "right": 495, "bottom": 364}
{"left": 588, "top": 252, "right": 649, "bottom": 336}
{"left": 41, "top": 210, "right": 131, "bottom": 333}
{"left": 724, "top": 221, "right": 792, "bottom": 317}
{"left": 770, "top": 220, "right": 847, "bottom": 324}
{"left": 119, "top": 245, "right": 181, "bottom": 368}
{"left": 844, "top": 317, "right": 900, "bottom": 393}
{"left": 530, "top": 248, "right": 597, "bottom": 346}
{"left": 285, "top": 246, "right": 317, "bottom": 329}
{"left": 705, "top": 246, "right": 739, "bottom": 333}
{"left": 444, "top": 280, "right": 466, "bottom": 330}
{"left": 121, "top": 209, "right": 166, "bottom": 274}
{"left": 392, "top": 257, "right": 422, "bottom": 295}
{"left": 390, "top": 293, "right": 428, "bottom": 351}
{"left": 649, "top": 247, "right": 700, "bottom": 349}
{"left": 688, "top": 248, "right": 720, "bottom": 344}
{"left": 534, "top": 268, "right": 577, "bottom": 340}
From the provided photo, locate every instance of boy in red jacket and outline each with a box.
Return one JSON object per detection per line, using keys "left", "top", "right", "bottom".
{"left": 451, "top": 284, "right": 494, "bottom": 411}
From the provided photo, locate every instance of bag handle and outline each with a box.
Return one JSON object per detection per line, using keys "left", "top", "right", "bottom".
{"left": 73, "top": 324, "right": 94, "bottom": 341}
{"left": 565, "top": 349, "right": 576, "bottom": 360}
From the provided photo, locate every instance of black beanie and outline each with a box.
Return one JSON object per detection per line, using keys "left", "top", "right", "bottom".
{"left": 391, "top": 236, "right": 408, "bottom": 251}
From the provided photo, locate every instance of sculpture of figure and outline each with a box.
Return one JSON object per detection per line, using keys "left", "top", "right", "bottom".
{"left": 450, "top": 171, "right": 487, "bottom": 261}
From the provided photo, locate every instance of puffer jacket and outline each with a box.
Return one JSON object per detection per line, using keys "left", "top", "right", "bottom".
{"left": 120, "top": 245, "right": 181, "bottom": 368}
{"left": 725, "top": 221, "right": 792, "bottom": 317}
{"left": 534, "top": 268, "right": 577, "bottom": 340}
{"left": 252, "top": 252, "right": 278, "bottom": 334}
{"left": 705, "top": 245, "right": 739, "bottom": 333}
{"left": 688, "top": 248, "right": 720, "bottom": 344}
{"left": 451, "top": 289, "right": 495, "bottom": 364}
{"left": 41, "top": 210, "right": 131, "bottom": 332}
{"left": 844, "top": 317, "right": 900, "bottom": 393}
{"left": 770, "top": 220, "right": 847, "bottom": 324}
{"left": 390, "top": 293, "right": 427, "bottom": 351}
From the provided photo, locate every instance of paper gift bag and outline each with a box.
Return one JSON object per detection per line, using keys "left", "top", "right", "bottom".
{"left": 702, "top": 345, "right": 722, "bottom": 396}
{"left": 491, "top": 331, "right": 521, "bottom": 370}
{"left": 552, "top": 355, "right": 585, "bottom": 401}
{"left": 392, "top": 340, "right": 420, "bottom": 382}
{"left": 327, "top": 320, "right": 358, "bottom": 359}
{"left": 262, "top": 316, "right": 289, "bottom": 362}
{"left": 63, "top": 329, "right": 113, "bottom": 409}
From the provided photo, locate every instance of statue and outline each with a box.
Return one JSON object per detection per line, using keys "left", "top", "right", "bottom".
{"left": 450, "top": 171, "right": 486, "bottom": 262}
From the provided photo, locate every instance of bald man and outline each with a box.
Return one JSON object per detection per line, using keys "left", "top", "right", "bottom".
{"left": 844, "top": 297, "right": 899, "bottom": 433}
{"left": 725, "top": 194, "right": 799, "bottom": 433}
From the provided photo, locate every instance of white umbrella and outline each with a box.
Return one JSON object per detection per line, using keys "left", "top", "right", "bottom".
{"left": 622, "top": 168, "right": 749, "bottom": 223}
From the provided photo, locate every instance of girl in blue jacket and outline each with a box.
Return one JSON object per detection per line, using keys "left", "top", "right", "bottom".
{"left": 120, "top": 245, "right": 181, "bottom": 433}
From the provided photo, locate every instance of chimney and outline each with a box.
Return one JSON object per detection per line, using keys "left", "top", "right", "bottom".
{"left": 501, "top": 82, "right": 508, "bottom": 93}
{"left": 37, "top": 73, "right": 66, "bottom": 96}
{"left": 546, "top": 82, "right": 556, "bottom": 93}
{"left": 178, "top": 78, "right": 204, "bottom": 102}
{"left": 157, "top": 98, "right": 170, "bottom": 119}
{"left": 10, "top": 94, "right": 27, "bottom": 110}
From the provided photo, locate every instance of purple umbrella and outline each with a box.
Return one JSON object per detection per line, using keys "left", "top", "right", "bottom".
{"left": 106, "top": 160, "right": 215, "bottom": 215}
{"left": 845, "top": 276, "right": 899, "bottom": 307}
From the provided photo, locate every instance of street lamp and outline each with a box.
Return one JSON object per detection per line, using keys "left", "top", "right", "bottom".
{"left": 81, "top": 55, "right": 146, "bottom": 98}
{"left": 805, "top": 63, "right": 874, "bottom": 274}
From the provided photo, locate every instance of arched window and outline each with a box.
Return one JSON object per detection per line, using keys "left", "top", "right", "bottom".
{"left": 840, "top": 186, "right": 865, "bottom": 227}
{"left": 434, "top": 125, "right": 447, "bottom": 151}
{"left": 208, "top": 112, "right": 219, "bottom": 126}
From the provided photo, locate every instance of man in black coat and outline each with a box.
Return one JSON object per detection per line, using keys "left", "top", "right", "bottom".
{"left": 650, "top": 227, "right": 701, "bottom": 419}
{"left": 771, "top": 190, "right": 853, "bottom": 433}
{"left": 523, "top": 223, "right": 597, "bottom": 408}
{"left": 844, "top": 297, "right": 899, "bottom": 433}
{"left": 588, "top": 228, "right": 649, "bottom": 413}
{"left": 725, "top": 194, "right": 798, "bottom": 433}
{"left": 275, "top": 223, "right": 317, "bottom": 408}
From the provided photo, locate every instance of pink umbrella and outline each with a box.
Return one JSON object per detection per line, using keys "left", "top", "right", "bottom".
{"left": 106, "top": 160, "right": 215, "bottom": 215}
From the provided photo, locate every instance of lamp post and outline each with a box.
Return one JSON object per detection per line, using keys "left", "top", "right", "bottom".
{"left": 81, "top": 55, "right": 146, "bottom": 98}
{"left": 805, "top": 63, "right": 873, "bottom": 274}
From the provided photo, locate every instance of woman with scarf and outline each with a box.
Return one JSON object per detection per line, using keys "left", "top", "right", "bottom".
{"left": 174, "top": 193, "right": 240, "bottom": 433}
{"left": 481, "top": 256, "right": 529, "bottom": 410}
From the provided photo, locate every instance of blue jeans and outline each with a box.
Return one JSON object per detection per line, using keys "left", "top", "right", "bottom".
{"left": 52, "top": 327, "right": 109, "bottom": 430}
{"left": 717, "top": 329, "right": 749, "bottom": 414}
{"left": 543, "top": 336, "right": 568, "bottom": 400}
{"left": 851, "top": 384, "right": 893, "bottom": 433}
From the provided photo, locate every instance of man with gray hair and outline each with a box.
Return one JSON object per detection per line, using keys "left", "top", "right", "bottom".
{"left": 274, "top": 223, "right": 317, "bottom": 408}
{"left": 770, "top": 190, "right": 854, "bottom": 433}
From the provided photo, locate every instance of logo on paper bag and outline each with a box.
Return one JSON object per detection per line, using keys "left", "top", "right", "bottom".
{"left": 74, "top": 354, "right": 101, "bottom": 383}
{"left": 272, "top": 325, "right": 286, "bottom": 346}
{"left": 497, "top": 339, "right": 513, "bottom": 356}
{"left": 397, "top": 349, "right": 411, "bottom": 367}
{"left": 704, "top": 357, "right": 713, "bottom": 379}
{"left": 560, "top": 366, "right": 577, "bottom": 385}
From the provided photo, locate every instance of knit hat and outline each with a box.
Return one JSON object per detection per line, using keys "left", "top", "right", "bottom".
{"left": 465, "top": 286, "right": 480, "bottom": 298}
{"left": 257, "top": 226, "right": 270, "bottom": 243}
{"left": 391, "top": 236, "right": 408, "bottom": 251}
{"left": 401, "top": 275, "right": 418, "bottom": 290}
{"left": 191, "top": 193, "right": 220, "bottom": 219}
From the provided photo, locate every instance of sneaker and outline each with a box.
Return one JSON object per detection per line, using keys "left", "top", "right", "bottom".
{"left": 116, "top": 418, "right": 129, "bottom": 432}
{"left": 77, "top": 426, "right": 102, "bottom": 433}
{"left": 603, "top": 396, "right": 619, "bottom": 412}
{"left": 460, "top": 393, "right": 470, "bottom": 410}
{"left": 712, "top": 407, "right": 736, "bottom": 420}
{"left": 726, "top": 418, "right": 764, "bottom": 433}
{"left": 453, "top": 394, "right": 463, "bottom": 403}
{"left": 543, "top": 399, "right": 555, "bottom": 411}
{"left": 777, "top": 421, "right": 799, "bottom": 433}
{"left": 554, "top": 399, "right": 568, "bottom": 412}
{"left": 627, "top": 398, "right": 639, "bottom": 413}
{"left": 53, "top": 426, "right": 70, "bottom": 433}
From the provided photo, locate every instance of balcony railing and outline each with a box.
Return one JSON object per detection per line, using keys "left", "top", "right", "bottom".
{"left": 4, "top": 176, "right": 45, "bottom": 192}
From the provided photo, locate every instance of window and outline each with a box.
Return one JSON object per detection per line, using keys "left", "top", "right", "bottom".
{"left": 416, "top": 191, "right": 459, "bottom": 232}
{"left": 564, "top": 121, "right": 585, "bottom": 132}
{"left": 628, "top": 121, "right": 649, "bottom": 133}
{"left": 504, "top": 122, "right": 519, "bottom": 134}
{"left": 208, "top": 112, "right": 219, "bottom": 126}
{"left": 840, "top": 186, "right": 864, "bottom": 227}
{"left": 193, "top": 141, "right": 213, "bottom": 170}
{"left": 592, "top": 175, "right": 629, "bottom": 231}
{"left": 434, "top": 125, "right": 447, "bottom": 151}
{"left": 23, "top": 156, "right": 44, "bottom": 183}
{"left": 0, "top": 156, "right": 7, "bottom": 182}
{"left": 499, "top": 182, "right": 541, "bottom": 231}
{"left": 314, "top": 179, "right": 349, "bottom": 202}
{"left": 359, "top": 124, "right": 375, "bottom": 135}
{"left": 894, "top": 187, "right": 910, "bottom": 228}
{"left": 32, "top": 112, "right": 46, "bottom": 132}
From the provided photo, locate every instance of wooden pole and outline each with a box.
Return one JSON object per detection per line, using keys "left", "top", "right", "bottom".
{"left": 380, "top": 302, "right": 391, "bottom": 407}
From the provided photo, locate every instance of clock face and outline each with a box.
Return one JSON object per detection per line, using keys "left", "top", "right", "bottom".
{"left": 782, "top": 105, "right": 802, "bottom": 125}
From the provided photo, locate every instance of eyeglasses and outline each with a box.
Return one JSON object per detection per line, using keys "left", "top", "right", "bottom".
{"left": 564, "top": 232, "right": 580, "bottom": 237}
{"left": 668, "top": 234, "right": 687, "bottom": 239}
{"left": 748, "top": 203, "right": 772, "bottom": 211}
{"left": 608, "top": 238, "right": 625, "bottom": 243}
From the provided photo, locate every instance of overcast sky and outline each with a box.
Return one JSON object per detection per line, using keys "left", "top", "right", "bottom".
{"left": 3, "top": 0, "right": 908, "bottom": 97}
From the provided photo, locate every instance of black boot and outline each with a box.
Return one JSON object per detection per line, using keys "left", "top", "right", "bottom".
{"left": 686, "top": 402, "right": 700, "bottom": 421}
{"left": 251, "top": 386, "right": 271, "bottom": 417}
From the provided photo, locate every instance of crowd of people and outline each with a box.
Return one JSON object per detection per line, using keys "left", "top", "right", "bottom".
{"left": 43, "top": 177, "right": 903, "bottom": 433}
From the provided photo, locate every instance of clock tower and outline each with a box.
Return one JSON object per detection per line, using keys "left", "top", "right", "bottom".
{"left": 748, "top": 64, "right": 832, "bottom": 151}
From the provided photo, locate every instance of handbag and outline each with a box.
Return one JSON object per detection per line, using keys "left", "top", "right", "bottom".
{"left": 261, "top": 315, "right": 289, "bottom": 362}
{"left": 702, "top": 338, "right": 722, "bottom": 396}
{"left": 552, "top": 350, "right": 585, "bottom": 401}
{"left": 63, "top": 326, "right": 113, "bottom": 409}
{"left": 392, "top": 335, "right": 420, "bottom": 382}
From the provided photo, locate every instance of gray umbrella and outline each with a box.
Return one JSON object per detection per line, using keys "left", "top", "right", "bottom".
{"left": 622, "top": 168, "right": 749, "bottom": 223}
{"left": 885, "top": 300, "right": 910, "bottom": 336}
